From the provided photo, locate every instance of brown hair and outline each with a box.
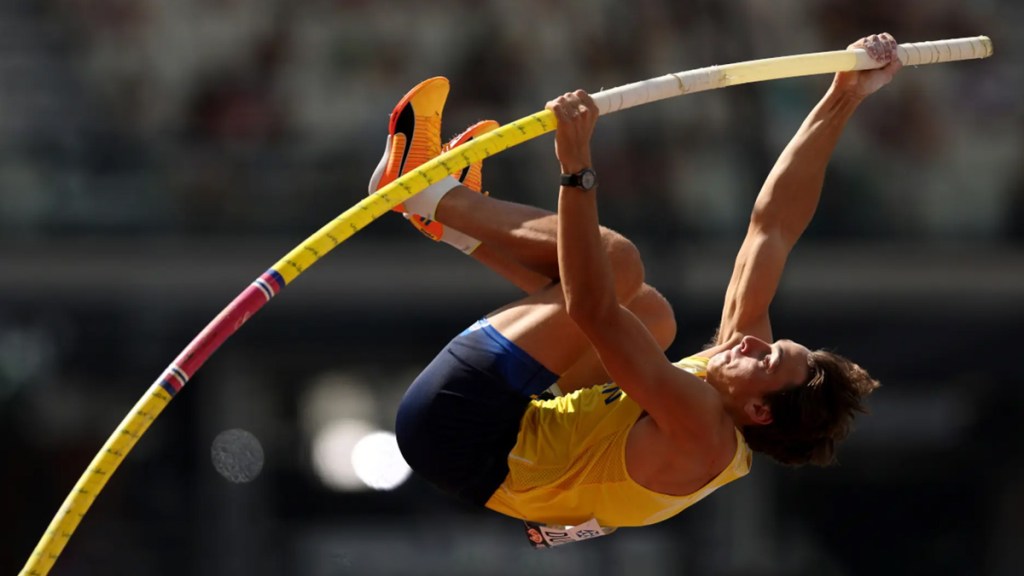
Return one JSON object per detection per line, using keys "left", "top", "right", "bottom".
{"left": 741, "top": 349, "right": 880, "bottom": 467}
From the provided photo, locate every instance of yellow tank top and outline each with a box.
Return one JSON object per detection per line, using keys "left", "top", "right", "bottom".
{"left": 485, "top": 355, "right": 752, "bottom": 527}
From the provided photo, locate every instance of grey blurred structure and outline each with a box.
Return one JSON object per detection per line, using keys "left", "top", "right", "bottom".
{"left": 2, "top": 1, "right": 1023, "bottom": 575}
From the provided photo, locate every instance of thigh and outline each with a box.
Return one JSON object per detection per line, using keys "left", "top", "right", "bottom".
{"left": 484, "top": 282, "right": 598, "bottom": 377}
{"left": 488, "top": 283, "right": 678, "bottom": 389}
{"left": 555, "top": 284, "right": 678, "bottom": 394}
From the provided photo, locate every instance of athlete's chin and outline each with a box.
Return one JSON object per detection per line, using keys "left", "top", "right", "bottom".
{"left": 705, "top": 353, "right": 726, "bottom": 383}
{"left": 707, "top": 350, "right": 728, "bottom": 370}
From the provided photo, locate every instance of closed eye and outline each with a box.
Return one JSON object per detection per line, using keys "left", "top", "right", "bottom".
{"left": 771, "top": 346, "right": 785, "bottom": 374}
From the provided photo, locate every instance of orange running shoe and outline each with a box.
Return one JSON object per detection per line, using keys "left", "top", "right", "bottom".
{"left": 368, "top": 77, "right": 449, "bottom": 213}
{"left": 444, "top": 119, "right": 498, "bottom": 193}
{"left": 407, "top": 119, "right": 499, "bottom": 241}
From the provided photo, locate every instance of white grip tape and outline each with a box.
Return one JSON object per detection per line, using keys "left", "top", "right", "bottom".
{"left": 593, "top": 68, "right": 724, "bottom": 115}
{"left": 895, "top": 36, "right": 993, "bottom": 67}
{"left": 593, "top": 36, "right": 992, "bottom": 117}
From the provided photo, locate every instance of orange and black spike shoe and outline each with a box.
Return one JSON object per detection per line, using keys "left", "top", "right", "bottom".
{"left": 367, "top": 77, "right": 449, "bottom": 213}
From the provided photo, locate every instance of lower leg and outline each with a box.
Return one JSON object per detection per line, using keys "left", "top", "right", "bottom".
{"left": 438, "top": 186, "right": 562, "bottom": 280}
{"left": 471, "top": 244, "right": 553, "bottom": 295}
{"left": 436, "top": 186, "right": 639, "bottom": 296}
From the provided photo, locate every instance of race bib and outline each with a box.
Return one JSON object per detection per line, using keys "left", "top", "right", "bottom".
{"left": 523, "top": 518, "right": 617, "bottom": 549}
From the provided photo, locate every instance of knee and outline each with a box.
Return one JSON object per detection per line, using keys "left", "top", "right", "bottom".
{"left": 627, "top": 284, "right": 677, "bottom": 350}
{"left": 601, "top": 227, "right": 645, "bottom": 302}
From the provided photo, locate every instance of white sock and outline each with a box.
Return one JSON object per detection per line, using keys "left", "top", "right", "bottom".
{"left": 437, "top": 227, "right": 481, "bottom": 255}
{"left": 404, "top": 175, "right": 481, "bottom": 254}
{"left": 403, "top": 175, "right": 459, "bottom": 221}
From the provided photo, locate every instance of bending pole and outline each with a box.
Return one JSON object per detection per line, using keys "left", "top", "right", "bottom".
{"left": 21, "top": 35, "right": 991, "bottom": 576}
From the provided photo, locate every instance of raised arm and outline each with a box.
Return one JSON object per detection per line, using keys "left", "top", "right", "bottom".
{"left": 550, "top": 91, "right": 731, "bottom": 453}
{"left": 716, "top": 33, "right": 903, "bottom": 345}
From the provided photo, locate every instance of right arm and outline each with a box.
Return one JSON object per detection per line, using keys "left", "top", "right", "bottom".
{"left": 550, "top": 91, "right": 733, "bottom": 453}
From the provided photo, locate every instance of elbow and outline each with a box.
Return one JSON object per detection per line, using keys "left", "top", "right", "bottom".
{"left": 565, "top": 290, "right": 617, "bottom": 334}
{"left": 746, "top": 214, "right": 797, "bottom": 250}
{"left": 749, "top": 202, "right": 779, "bottom": 232}
{"left": 749, "top": 205, "right": 803, "bottom": 247}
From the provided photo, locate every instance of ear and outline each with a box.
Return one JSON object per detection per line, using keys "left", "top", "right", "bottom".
{"left": 745, "top": 399, "right": 774, "bottom": 426}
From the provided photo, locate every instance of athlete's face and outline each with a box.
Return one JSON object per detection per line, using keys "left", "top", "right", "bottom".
{"left": 707, "top": 336, "right": 811, "bottom": 424}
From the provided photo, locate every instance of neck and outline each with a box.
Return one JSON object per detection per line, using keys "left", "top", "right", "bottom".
{"left": 705, "top": 371, "right": 750, "bottom": 427}
{"left": 722, "top": 402, "right": 751, "bottom": 428}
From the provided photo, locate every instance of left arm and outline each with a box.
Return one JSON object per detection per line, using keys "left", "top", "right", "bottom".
{"left": 717, "top": 32, "right": 903, "bottom": 344}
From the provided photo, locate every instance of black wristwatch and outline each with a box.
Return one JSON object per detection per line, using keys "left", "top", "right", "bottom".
{"left": 560, "top": 168, "right": 598, "bottom": 191}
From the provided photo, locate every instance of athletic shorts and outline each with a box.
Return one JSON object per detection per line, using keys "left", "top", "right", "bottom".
{"left": 395, "top": 318, "right": 559, "bottom": 505}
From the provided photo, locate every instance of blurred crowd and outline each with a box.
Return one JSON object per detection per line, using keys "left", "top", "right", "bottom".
{"left": 1, "top": 0, "right": 1021, "bottom": 244}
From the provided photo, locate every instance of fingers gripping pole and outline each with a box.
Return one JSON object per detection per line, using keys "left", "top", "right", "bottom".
{"left": 21, "top": 35, "right": 992, "bottom": 576}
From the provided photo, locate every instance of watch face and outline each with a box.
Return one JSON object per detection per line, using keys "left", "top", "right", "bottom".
{"left": 581, "top": 170, "right": 597, "bottom": 190}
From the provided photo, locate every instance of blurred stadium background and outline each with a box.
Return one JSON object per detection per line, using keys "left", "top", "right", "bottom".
{"left": 3, "top": 0, "right": 1023, "bottom": 574}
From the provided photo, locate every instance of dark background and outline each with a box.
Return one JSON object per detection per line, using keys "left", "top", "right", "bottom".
{"left": 2, "top": 0, "right": 1023, "bottom": 574}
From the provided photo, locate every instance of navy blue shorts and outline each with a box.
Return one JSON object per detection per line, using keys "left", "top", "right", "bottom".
{"left": 395, "top": 319, "right": 559, "bottom": 505}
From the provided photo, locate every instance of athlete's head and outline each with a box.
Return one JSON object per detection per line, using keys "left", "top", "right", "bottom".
{"left": 707, "top": 335, "right": 879, "bottom": 466}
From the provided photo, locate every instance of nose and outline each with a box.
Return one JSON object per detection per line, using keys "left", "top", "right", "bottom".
{"left": 740, "top": 335, "right": 770, "bottom": 356}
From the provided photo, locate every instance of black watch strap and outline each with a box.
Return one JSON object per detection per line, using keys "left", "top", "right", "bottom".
{"left": 560, "top": 168, "right": 598, "bottom": 191}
